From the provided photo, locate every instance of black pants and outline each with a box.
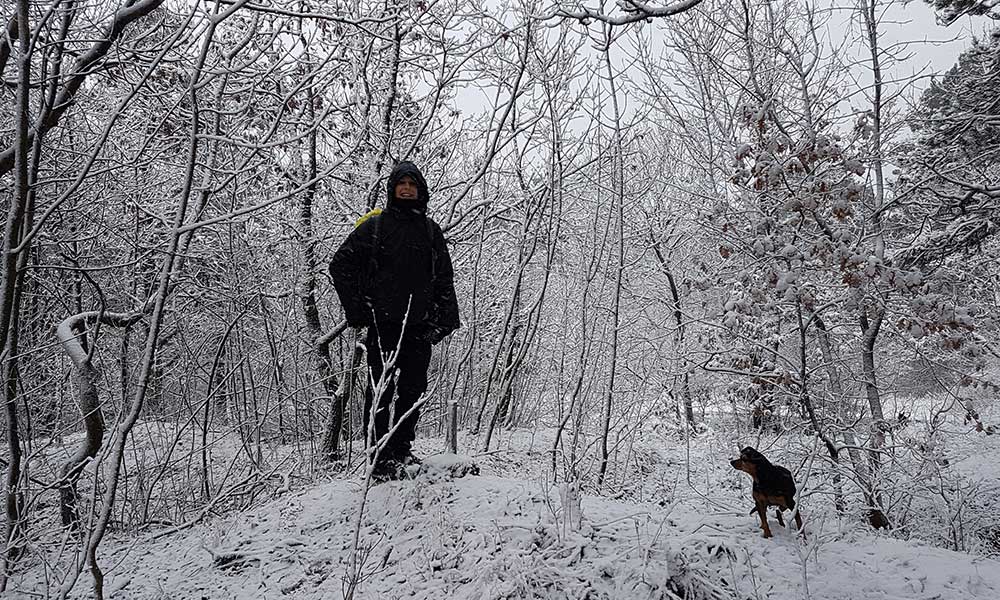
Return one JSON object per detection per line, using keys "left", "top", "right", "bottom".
{"left": 363, "top": 322, "right": 432, "bottom": 463}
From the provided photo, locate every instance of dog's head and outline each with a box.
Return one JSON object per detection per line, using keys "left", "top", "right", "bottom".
{"left": 730, "top": 446, "right": 767, "bottom": 476}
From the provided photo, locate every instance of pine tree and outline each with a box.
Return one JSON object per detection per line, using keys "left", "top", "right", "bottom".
{"left": 925, "top": 0, "right": 1000, "bottom": 25}
{"left": 896, "top": 29, "right": 1000, "bottom": 269}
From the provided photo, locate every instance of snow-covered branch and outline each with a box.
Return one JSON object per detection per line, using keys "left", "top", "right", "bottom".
{"left": 0, "top": 0, "right": 166, "bottom": 177}
{"left": 550, "top": 0, "right": 704, "bottom": 26}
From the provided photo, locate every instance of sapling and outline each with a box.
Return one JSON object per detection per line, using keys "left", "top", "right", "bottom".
{"left": 343, "top": 304, "right": 440, "bottom": 599}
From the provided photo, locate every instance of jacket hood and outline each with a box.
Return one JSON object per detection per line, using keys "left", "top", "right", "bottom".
{"left": 386, "top": 161, "right": 430, "bottom": 211}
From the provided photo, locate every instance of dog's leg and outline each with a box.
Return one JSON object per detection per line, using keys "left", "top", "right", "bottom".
{"left": 774, "top": 509, "right": 785, "bottom": 527}
{"left": 794, "top": 509, "right": 806, "bottom": 538}
{"left": 756, "top": 502, "right": 772, "bottom": 538}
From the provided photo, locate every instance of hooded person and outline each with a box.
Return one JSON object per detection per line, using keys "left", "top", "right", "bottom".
{"left": 329, "top": 161, "right": 460, "bottom": 481}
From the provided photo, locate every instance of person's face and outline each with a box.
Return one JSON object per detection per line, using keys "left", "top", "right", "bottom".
{"left": 394, "top": 175, "right": 419, "bottom": 202}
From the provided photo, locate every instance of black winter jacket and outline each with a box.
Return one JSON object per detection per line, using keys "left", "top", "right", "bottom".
{"left": 329, "top": 162, "right": 460, "bottom": 343}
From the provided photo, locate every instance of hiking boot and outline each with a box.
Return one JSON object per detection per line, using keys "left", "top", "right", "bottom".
{"left": 401, "top": 452, "right": 422, "bottom": 466}
{"left": 370, "top": 459, "right": 402, "bottom": 483}
{"left": 396, "top": 453, "right": 424, "bottom": 480}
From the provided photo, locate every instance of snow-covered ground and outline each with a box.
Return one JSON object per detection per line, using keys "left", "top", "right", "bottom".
{"left": 10, "top": 399, "right": 1000, "bottom": 599}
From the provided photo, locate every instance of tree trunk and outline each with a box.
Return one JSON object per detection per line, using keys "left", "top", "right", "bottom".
{"left": 859, "top": 308, "right": 890, "bottom": 528}
{"left": 0, "top": 2, "right": 32, "bottom": 587}
{"left": 855, "top": 0, "right": 892, "bottom": 531}
{"left": 810, "top": 313, "right": 846, "bottom": 512}
{"left": 475, "top": 202, "right": 539, "bottom": 441}
{"left": 296, "top": 72, "right": 342, "bottom": 460}
{"left": 55, "top": 312, "right": 145, "bottom": 530}
{"left": 597, "top": 28, "right": 625, "bottom": 490}
{"left": 651, "top": 234, "right": 695, "bottom": 426}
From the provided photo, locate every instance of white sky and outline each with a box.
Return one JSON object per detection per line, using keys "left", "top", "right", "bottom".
{"left": 450, "top": 0, "right": 996, "bottom": 119}
{"left": 839, "top": 0, "right": 994, "bottom": 91}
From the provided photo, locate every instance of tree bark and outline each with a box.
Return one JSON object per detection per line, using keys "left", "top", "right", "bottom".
{"left": 295, "top": 68, "right": 342, "bottom": 460}
{"left": 598, "top": 27, "right": 625, "bottom": 490}
{"left": 651, "top": 234, "right": 695, "bottom": 426}
{"left": 55, "top": 311, "right": 145, "bottom": 530}
{"left": 1, "top": 2, "right": 32, "bottom": 588}
{"left": 857, "top": 0, "right": 890, "bottom": 530}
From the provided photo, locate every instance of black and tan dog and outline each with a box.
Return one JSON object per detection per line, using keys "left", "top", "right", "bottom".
{"left": 730, "top": 446, "right": 805, "bottom": 538}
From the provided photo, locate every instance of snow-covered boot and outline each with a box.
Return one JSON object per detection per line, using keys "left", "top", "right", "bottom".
{"left": 370, "top": 458, "right": 403, "bottom": 483}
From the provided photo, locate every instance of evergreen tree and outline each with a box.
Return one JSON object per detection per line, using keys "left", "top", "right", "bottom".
{"left": 925, "top": 0, "right": 1000, "bottom": 24}
{"left": 897, "top": 29, "right": 1000, "bottom": 269}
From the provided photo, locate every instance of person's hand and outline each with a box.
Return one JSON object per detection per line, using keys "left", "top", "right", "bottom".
{"left": 346, "top": 317, "right": 371, "bottom": 330}
{"left": 423, "top": 325, "right": 448, "bottom": 345}
{"left": 347, "top": 301, "right": 373, "bottom": 330}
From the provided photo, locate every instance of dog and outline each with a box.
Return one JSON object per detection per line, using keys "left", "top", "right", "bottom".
{"left": 729, "top": 446, "right": 805, "bottom": 538}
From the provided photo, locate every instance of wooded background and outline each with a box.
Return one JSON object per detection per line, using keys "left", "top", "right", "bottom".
{"left": 1, "top": 0, "right": 998, "bottom": 595}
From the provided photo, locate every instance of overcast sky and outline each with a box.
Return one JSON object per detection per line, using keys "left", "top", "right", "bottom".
{"left": 447, "top": 1, "right": 997, "bottom": 126}
{"left": 846, "top": 0, "right": 993, "bottom": 89}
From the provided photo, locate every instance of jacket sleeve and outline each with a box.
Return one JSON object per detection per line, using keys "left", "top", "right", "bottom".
{"left": 429, "top": 222, "right": 460, "bottom": 337}
{"left": 329, "top": 220, "right": 373, "bottom": 328}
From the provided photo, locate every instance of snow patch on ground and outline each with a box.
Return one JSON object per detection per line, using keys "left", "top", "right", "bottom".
{"left": 10, "top": 398, "right": 1000, "bottom": 599}
{"left": 12, "top": 453, "right": 1000, "bottom": 599}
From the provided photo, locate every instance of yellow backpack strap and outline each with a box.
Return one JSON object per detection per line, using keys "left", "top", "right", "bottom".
{"left": 355, "top": 208, "right": 382, "bottom": 228}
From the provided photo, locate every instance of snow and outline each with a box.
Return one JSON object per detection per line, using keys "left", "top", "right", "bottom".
{"left": 412, "top": 452, "right": 481, "bottom": 481}
{"left": 14, "top": 470, "right": 1000, "bottom": 599}
{"left": 10, "top": 405, "right": 1000, "bottom": 599}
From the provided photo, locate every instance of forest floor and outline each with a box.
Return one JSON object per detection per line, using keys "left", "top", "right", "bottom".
{"left": 10, "top": 397, "right": 1000, "bottom": 599}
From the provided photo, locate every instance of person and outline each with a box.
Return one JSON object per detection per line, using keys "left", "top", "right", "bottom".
{"left": 329, "top": 161, "right": 460, "bottom": 481}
